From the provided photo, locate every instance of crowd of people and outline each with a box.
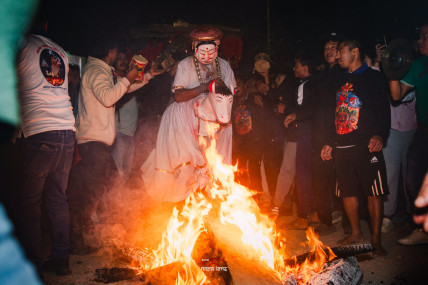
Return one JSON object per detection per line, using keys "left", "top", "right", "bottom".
{"left": 0, "top": 3, "right": 428, "bottom": 281}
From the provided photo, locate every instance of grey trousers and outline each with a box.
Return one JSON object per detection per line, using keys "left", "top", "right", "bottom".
{"left": 274, "top": 141, "right": 297, "bottom": 207}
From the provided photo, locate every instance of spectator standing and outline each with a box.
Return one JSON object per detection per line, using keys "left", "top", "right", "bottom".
{"left": 282, "top": 54, "right": 320, "bottom": 229}
{"left": 390, "top": 25, "right": 428, "bottom": 245}
{"left": 321, "top": 39, "right": 390, "bottom": 256}
{"left": 112, "top": 51, "right": 139, "bottom": 183}
{"left": 372, "top": 43, "right": 417, "bottom": 233}
{"left": 67, "top": 37, "right": 137, "bottom": 253}
{"left": 310, "top": 39, "right": 343, "bottom": 231}
{"left": 16, "top": 28, "right": 75, "bottom": 274}
{"left": 129, "top": 53, "right": 183, "bottom": 188}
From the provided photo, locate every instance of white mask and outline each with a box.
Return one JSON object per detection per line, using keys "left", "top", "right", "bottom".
{"left": 195, "top": 43, "right": 218, "bottom": 65}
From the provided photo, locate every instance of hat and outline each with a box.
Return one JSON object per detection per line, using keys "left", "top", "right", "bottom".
{"left": 190, "top": 26, "right": 223, "bottom": 42}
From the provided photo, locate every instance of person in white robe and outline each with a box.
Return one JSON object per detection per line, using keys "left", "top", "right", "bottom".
{"left": 142, "top": 79, "right": 233, "bottom": 202}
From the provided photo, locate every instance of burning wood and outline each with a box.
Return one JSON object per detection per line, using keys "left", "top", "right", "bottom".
{"left": 110, "top": 239, "right": 154, "bottom": 268}
{"left": 283, "top": 243, "right": 374, "bottom": 267}
{"left": 280, "top": 256, "right": 363, "bottom": 285}
{"left": 141, "top": 261, "right": 186, "bottom": 284}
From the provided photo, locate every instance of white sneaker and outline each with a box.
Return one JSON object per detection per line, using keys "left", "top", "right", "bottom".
{"left": 381, "top": 217, "right": 394, "bottom": 233}
{"left": 398, "top": 228, "right": 428, "bottom": 245}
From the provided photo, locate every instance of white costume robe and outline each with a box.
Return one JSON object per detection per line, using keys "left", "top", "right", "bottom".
{"left": 142, "top": 94, "right": 232, "bottom": 202}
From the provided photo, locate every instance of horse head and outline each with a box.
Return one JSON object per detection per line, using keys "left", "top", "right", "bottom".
{"left": 207, "top": 78, "right": 234, "bottom": 124}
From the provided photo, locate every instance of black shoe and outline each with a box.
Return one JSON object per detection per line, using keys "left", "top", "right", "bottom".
{"left": 43, "top": 258, "right": 72, "bottom": 276}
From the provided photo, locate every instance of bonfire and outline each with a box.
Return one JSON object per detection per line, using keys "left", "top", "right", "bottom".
{"left": 127, "top": 125, "right": 338, "bottom": 284}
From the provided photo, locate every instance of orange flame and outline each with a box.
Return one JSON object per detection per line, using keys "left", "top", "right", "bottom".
{"left": 144, "top": 123, "right": 335, "bottom": 283}
{"left": 284, "top": 228, "right": 336, "bottom": 283}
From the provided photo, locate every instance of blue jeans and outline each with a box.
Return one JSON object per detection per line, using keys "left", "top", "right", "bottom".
{"left": 112, "top": 132, "right": 135, "bottom": 182}
{"left": 19, "top": 130, "right": 75, "bottom": 266}
{"left": 383, "top": 129, "right": 415, "bottom": 217}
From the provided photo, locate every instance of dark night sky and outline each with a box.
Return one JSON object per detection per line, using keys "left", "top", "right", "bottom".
{"left": 42, "top": 0, "right": 427, "bottom": 66}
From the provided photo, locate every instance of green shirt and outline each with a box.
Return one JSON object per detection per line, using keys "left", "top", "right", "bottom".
{"left": 401, "top": 56, "right": 428, "bottom": 126}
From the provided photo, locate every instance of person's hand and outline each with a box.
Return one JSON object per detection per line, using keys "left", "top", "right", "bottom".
{"left": 198, "top": 83, "right": 209, "bottom": 94}
{"left": 368, "top": 135, "right": 383, "bottom": 153}
{"left": 257, "top": 82, "right": 269, "bottom": 94}
{"left": 375, "top": 44, "right": 386, "bottom": 61}
{"left": 277, "top": 103, "right": 286, "bottom": 114}
{"left": 125, "top": 66, "right": 138, "bottom": 83}
{"left": 414, "top": 172, "right": 428, "bottom": 232}
{"left": 321, "top": 145, "right": 333, "bottom": 161}
{"left": 284, "top": 113, "right": 296, "bottom": 127}
{"left": 254, "top": 95, "right": 264, "bottom": 107}
{"left": 149, "top": 61, "right": 165, "bottom": 77}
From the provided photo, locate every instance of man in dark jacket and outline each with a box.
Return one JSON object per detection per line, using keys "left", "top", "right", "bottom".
{"left": 321, "top": 39, "right": 390, "bottom": 256}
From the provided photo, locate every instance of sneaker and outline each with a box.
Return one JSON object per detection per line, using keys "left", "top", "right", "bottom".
{"left": 43, "top": 258, "right": 72, "bottom": 276}
{"left": 381, "top": 217, "right": 394, "bottom": 233}
{"left": 332, "top": 211, "right": 342, "bottom": 224}
{"left": 398, "top": 228, "right": 428, "bottom": 245}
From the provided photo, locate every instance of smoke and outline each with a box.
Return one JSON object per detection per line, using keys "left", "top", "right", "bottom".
{"left": 84, "top": 117, "right": 174, "bottom": 267}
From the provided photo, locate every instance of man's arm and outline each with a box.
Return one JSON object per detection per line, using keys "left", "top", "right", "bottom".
{"left": 174, "top": 84, "right": 208, "bottom": 103}
{"left": 88, "top": 67, "right": 137, "bottom": 108}
{"left": 389, "top": 80, "right": 412, "bottom": 101}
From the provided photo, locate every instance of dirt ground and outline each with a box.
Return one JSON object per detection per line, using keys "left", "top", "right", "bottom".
{"left": 41, "top": 207, "right": 428, "bottom": 285}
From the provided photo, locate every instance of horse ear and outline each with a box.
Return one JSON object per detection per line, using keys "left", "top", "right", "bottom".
{"left": 208, "top": 80, "right": 216, "bottom": 93}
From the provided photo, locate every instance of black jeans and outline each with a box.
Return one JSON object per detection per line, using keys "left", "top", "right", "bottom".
{"left": 67, "top": 141, "right": 118, "bottom": 248}
{"left": 312, "top": 144, "right": 336, "bottom": 225}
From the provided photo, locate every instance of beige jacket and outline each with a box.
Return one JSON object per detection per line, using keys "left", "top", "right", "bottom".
{"left": 76, "top": 56, "right": 130, "bottom": 145}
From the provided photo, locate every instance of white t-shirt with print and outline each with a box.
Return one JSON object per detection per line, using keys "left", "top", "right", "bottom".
{"left": 17, "top": 34, "right": 75, "bottom": 137}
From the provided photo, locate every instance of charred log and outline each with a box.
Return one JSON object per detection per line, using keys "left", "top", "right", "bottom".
{"left": 283, "top": 243, "right": 374, "bottom": 267}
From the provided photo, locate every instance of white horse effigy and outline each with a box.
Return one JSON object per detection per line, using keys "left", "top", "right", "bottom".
{"left": 141, "top": 78, "right": 234, "bottom": 202}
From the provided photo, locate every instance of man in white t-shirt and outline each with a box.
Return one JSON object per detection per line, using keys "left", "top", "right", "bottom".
{"left": 16, "top": 29, "right": 75, "bottom": 275}
{"left": 172, "top": 25, "right": 236, "bottom": 102}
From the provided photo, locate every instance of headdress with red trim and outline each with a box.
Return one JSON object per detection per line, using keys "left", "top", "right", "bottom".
{"left": 190, "top": 26, "right": 223, "bottom": 42}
